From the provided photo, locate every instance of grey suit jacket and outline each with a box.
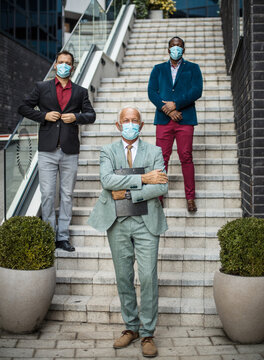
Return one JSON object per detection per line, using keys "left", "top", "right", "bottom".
{"left": 88, "top": 139, "right": 168, "bottom": 236}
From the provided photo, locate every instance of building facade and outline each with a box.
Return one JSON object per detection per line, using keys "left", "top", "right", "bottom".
{"left": 0, "top": 0, "right": 62, "bottom": 142}
{"left": 221, "top": 0, "right": 264, "bottom": 217}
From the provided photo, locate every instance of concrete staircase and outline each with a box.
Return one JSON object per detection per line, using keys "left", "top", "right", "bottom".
{"left": 48, "top": 17, "right": 242, "bottom": 328}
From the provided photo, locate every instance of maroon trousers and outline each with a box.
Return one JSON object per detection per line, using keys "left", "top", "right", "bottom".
{"left": 156, "top": 120, "right": 195, "bottom": 200}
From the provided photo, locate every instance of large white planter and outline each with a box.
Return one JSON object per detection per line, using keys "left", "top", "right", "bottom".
{"left": 0, "top": 266, "right": 56, "bottom": 333}
{"left": 149, "top": 10, "right": 163, "bottom": 19}
{"left": 213, "top": 270, "right": 264, "bottom": 343}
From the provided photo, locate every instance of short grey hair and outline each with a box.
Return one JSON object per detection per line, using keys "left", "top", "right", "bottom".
{"left": 117, "top": 106, "right": 142, "bottom": 124}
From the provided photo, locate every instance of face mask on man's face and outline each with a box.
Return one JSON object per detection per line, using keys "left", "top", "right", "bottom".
{"left": 169, "top": 45, "right": 183, "bottom": 61}
{"left": 121, "top": 123, "right": 140, "bottom": 140}
{"left": 56, "top": 63, "right": 72, "bottom": 78}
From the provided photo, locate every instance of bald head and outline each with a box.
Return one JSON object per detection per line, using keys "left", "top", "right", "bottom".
{"left": 118, "top": 107, "right": 142, "bottom": 124}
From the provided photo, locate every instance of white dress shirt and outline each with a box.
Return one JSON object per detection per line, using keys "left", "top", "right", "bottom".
{"left": 122, "top": 138, "right": 139, "bottom": 165}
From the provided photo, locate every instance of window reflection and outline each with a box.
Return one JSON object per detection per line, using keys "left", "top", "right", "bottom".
{"left": 0, "top": 0, "right": 62, "bottom": 61}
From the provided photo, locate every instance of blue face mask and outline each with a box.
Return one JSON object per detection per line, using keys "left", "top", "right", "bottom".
{"left": 170, "top": 45, "right": 183, "bottom": 61}
{"left": 121, "top": 123, "right": 140, "bottom": 140}
{"left": 56, "top": 63, "right": 72, "bottom": 78}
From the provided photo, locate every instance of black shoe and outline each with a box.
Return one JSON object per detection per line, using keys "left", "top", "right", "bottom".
{"left": 56, "top": 240, "right": 75, "bottom": 252}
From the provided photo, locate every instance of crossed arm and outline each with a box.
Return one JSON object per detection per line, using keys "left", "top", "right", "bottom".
{"left": 148, "top": 63, "right": 203, "bottom": 122}
{"left": 100, "top": 147, "right": 168, "bottom": 202}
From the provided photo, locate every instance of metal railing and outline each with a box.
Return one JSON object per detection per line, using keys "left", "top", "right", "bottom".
{"left": 3, "top": 0, "right": 128, "bottom": 221}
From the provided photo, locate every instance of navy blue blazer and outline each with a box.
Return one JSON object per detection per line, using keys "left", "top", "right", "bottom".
{"left": 148, "top": 59, "right": 203, "bottom": 126}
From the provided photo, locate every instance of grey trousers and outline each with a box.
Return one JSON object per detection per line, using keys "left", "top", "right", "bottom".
{"left": 107, "top": 216, "right": 159, "bottom": 338}
{"left": 38, "top": 149, "right": 78, "bottom": 242}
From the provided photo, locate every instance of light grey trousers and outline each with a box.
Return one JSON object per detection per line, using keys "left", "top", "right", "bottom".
{"left": 107, "top": 216, "right": 159, "bottom": 338}
{"left": 38, "top": 149, "right": 78, "bottom": 242}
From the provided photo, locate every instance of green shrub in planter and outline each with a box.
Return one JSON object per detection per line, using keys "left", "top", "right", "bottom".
{"left": 0, "top": 216, "right": 55, "bottom": 270}
{"left": 217, "top": 217, "right": 264, "bottom": 277}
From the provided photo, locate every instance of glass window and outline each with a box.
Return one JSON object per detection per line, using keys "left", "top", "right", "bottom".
{"left": 48, "top": 36, "right": 56, "bottom": 60}
{"left": 16, "top": 0, "right": 26, "bottom": 11}
{"left": 28, "top": 18, "right": 38, "bottom": 51}
{"left": 15, "top": 9, "right": 27, "bottom": 43}
{"left": 1, "top": 0, "right": 14, "bottom": 36}
{"left": 49, "top": 13, "right": 56, "bottom": 36}
{"left": 29, "top": 0, "right": 38, "bottom": 11}
{"left": 39, "top": 28, "right": 48, "bottom": 56}
{"left": 0, "top": 0, "right": 63, "bottom": 61}
{"left": 40, "top": 0, "right": 48, "bottom": 11}
{"left": 49, "top": 0, "right": 56, "bottom": 11}
{"left": 189, "top": 7, "right": 206, "bottom": 17}
{"left": 170, "top": 0, "right": 219, "bottom": 18}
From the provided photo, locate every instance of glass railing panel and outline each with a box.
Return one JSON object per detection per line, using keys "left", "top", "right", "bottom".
{"left": 64, "top": 0, "right": 107, "bottom": 66}
{"left": 4, "top": 118, "right": 38, "bottom": 219}
{"left": 106, "top": 0, "right": 126, "bottom": 24}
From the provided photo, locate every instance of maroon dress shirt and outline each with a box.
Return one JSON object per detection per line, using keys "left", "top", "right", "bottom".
{"left": 55, "top": 77, "right": 72, "bottom": 111}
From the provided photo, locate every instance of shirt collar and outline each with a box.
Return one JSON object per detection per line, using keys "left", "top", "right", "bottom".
{"left": 170, "top": 58, "right": 183, "bottom": 69}
{"left": 55, "top": 77, "right": 72, "bottom": 89}
{"left": 122, "top": 138, "right": 139, "bottom": 151}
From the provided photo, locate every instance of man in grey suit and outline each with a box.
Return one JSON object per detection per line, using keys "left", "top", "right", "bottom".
{"left": 88, "top": 107, "right": 168, "bottom": 358}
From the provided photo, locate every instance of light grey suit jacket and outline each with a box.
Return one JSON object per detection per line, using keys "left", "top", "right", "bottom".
{"left": 88, "top": 139, "right": 168, "bottom": 236}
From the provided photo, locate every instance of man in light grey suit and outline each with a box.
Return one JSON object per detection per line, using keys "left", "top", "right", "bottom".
{"left": 88, "top": 107, "right": 168, "bottom": 358}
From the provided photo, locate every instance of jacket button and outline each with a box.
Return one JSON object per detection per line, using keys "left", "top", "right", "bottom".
{"left": 172, "top": 89, "right": 174, "bottom": 91}
{"left": 57, "top": 124, "right": 59, "bottom": 127}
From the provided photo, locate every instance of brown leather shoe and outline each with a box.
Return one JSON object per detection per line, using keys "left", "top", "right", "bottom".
{"left": 113, "top": 330, "right": 139, "bottom": 349}
{"left": 141, "top": 337, "right": 158, "bottom": 357}
{"left": 187, "top": 199, "right": 197, "bottom": 212}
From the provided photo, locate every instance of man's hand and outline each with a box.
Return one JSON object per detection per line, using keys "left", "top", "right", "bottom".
{"left": 45, "top": 111, "right": 61, "bottom": 122}
{"left": 141, "top": 169, "right": 168, "bottom": 184}
{"left": 162, "top": 101, "right": 176, "bottom": 115}
{"left": 112, "top": 190, "right": 126, "bottom": 200}
{"left": 169, "top": 110, "right": 182, "bottom": 122}
{"left": 61, "top": 113, "right": 76, "bottom": 123}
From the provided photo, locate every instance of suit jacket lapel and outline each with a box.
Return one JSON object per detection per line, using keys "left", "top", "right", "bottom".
{"left": 49, "top": 79, "right": 61, "bottom": 112}
{"left": 166, "top": 61, "right": 173, "bottom": 88}
{"left": 133, "top": 138, "right": 146, "bottom": 168}
{"left": 173, "top": 58, "right": 186, "bottom": 88}
{"left": 116, "top": 140, "right": 128, "bottom": 169}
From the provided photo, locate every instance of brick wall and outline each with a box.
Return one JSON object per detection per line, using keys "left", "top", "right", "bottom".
{"left": 0, "top": 34, "right": 51, "bottom": 141}
{"left": 221, "top": 0, "right": 264, "bottom": 217}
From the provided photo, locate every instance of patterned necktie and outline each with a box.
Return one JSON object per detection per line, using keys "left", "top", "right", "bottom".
{"left": 127, "top": 145, "right": 133, "bottom": 168}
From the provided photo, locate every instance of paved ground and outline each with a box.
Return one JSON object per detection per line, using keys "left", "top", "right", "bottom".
{"left": 0, "top": 321, "right": 264, "bottom": 359}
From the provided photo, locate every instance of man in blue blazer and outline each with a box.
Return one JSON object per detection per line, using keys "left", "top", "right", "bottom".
{"left": 148, "top": 36, "right": 203, "bottom": 212}
{"left": 88, "top": 107, "right": 168, "bottom": 357}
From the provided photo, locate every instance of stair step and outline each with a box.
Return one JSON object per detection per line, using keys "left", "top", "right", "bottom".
{"left": 80, "top": 131, "right": 236, "bottom": 146}
{"left": 70, "top": 205, "right": 242, "bottom": 227}
{"left": 56, "top": 268, "right": 217, "bottom": 286}
{"left": 68, "top": 224, "right": 220, "bottom": 249}
{"left": 55, "top": 270, "right": 216, "bottom": 299}
{"left": 48, "top": 295, "right": 217, "bottom": 319}
{"left": 94, "top": 96, "right": 232, "bottom": 102}
{"left": 73, "top": 188, "right": 241, "bottom": 209}
{"left": 77, "top": 159, "right": 239, "bottom": 177}
{"left": 126, "top": 48, "right": 225, "bottom": 55}
{"left": 69, "top": 224, "right": 218, "bottom": 238}
{"left": 98, "top": 85, "right": 231, "bottom": 92}
{"left": 55, "top": 247, "right": 219, "bottom": 262}
{"left": 120, "top": 63, "right": 226, "bottom": 70}
{"left": 101, "top": 75, "right": 231, "bottom": 82}
{"left": 70, "top": 206, "right": 242, "bottom": 217}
